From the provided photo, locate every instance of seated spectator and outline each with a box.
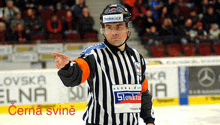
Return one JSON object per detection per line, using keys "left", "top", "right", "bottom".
{"left": 159, "top": 6, "right": 170, "bottom": 24}
{"left": 71, "top": 0, "right": 86, "bottom": 16}
{"left": 170, "top": 5, "right": 185, "bottom": 28}
{"left": 146, "top": 25, "right": 161, "bottom": 51}
{"left": 180, "top": 18, "right": 195, "bottom": 44}
{"left": 0, "top": 22, "right": 6, "bottom": 44}
{"left": 61, "top": 0, "right": 76, "bottom": 10}
{"left": 163, "top": 0, "right": 178, "bottom": 14}
{"left": 195, "top": 22, "right": 210, "bottom": 44}
{"left": 3, "top": 0, "right": 20, "bottom": 23}
{"left": 150, "top": 0, "right": 163, "bottom": 19}
{"left": 140, "top": 10, "right": 156, "bottom": 39}
{"left": 131, "top": 0, "right": 147, "bottom": 27}
{"left": 13, "top": 23, "right": 27, "bottom": 44}
{"left": 63, "top": 10, "right": 78, "bottom": 35}
{"left": 24, "top": 8, "right": 44, "bottom": 42}
{"left": 197, "top": 0, "right": 210, "bottom": 19}
{"left": 47, "top": 14, "right": 62, "bottom": 33}
{"left": 78, "top": 7, "right": 97, "bottom": 39}
{"left": 123, "top": 0, "right": 136, "bottom": 14}
{"left": 10, "top": 12, "right": 24, "bottom": 32}
{"left": 202, "top": 6, "right": 218, "bottom": 31}
{"left": 160, "top": 17, "right": 179, "bottom": 45}
{"left": 209, "top": 23, "right": 220, "bottom": 42}
{"left": 214, "top": 0, "right": 220, "bottom": 16}
{"left": 189, "top": 9, "right": 200, "bottom": 26}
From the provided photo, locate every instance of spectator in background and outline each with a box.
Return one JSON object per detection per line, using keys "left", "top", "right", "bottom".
{"left": 10, "top": 12, "right": 24, "bottom": 32}
{"left": 3, "top": 0, "right": 20, "bottom": 23}
{"left": 63, "top": 10, "right": 78, "bottom": 35}
{"left": 150, "top": 0, "right": 163, "bottom": 19}
{"left": 197, "top": 0, "right": 210, "bottom": 19}
{"left": 195, "top": 22, "right": 210, "bottom": 44}
{"left": 24, "top": 8, "right": 44, "bottom": 42}
{"left": 123, "top": 0, "right": 136, "bottom": 13}
{"left": 202, "top": 6, "right": 218, "bottom": 31}
{"left": 170, "top": 5, "right": 185, "bottom": 28}
{"left": 141, "top": 10, "right": 156, "bottom": 35}
{"left": 163, "top": 0, "right": 177, "bottom": 15}
{"left": 146, "top": 25, "right": 161, "bottom": 50}
{"left": 47, "top": 14, "right": 62, "bottom": 33}
{"left": 55, "top": 0, "right": 75, "bottom": 10}
{"left": 214, "top": 0, "right": 220, "bottom": 16}
{"left": 13, "top": 23, "right": 27, "bottom": 44}
{"left": 0, "top": 22, "right": 6, "bottom": 44}
{"left": 71, "top": 0, "right": 86, "bottom": 16}
{"left": 131, "top": 0, "right": 147, "bottom": 27}
{"left": 189, "top": 9, "right": 200, "bottom": 26}
{"left": 179, "top": 18, "right": 195, "bottom": 44}
{"left": 160, "top": 17, "right": 179, "bottom": 45}
{"left": 209, "top": 23, "right": 220, "bottom": 42}
{"left": 78, "top": 7, "right": 97, "bottom": 39}
{"left": 0, "top": 8, "right": 6, "bottom": 22}
{"left": 159, "top": 6, "right": 170, "bottom": 24}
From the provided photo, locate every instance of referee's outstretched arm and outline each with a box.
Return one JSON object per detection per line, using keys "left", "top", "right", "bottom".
{"left": 52, "top": 52, "right": 94, "bottom": 87}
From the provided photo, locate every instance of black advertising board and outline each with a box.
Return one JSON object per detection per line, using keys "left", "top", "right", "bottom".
{"left": 188, "top": 66, "right": 220, "bottom": 96}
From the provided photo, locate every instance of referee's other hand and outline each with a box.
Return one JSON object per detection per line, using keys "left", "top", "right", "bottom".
{"left": 51, "top": 52, "right": 70, "bottom": 70}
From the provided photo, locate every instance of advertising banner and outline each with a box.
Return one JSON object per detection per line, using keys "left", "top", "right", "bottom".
{"left": 145, "top": 56, "right": 220, "bottom": 66}
{"left": 14, "top": 45, "right": 36, "bottom": 53}
{"left": 12, "top": 52, "right": 38, "bottom": 62}
{"left": 0, "top": 45, "right": 13, "bottom": 55}
{"left": 37, "top": 44, "right": 63, "bottom": 54}
{"left": 188, "top": 66, "right": 220, "bottom": 96}
{"left": 178, "top": 67, "right": 189, "bottom": 105}
{"left": 0, "top": 69, "right": 88, "bottom": 106}
{"left": 146, "top": 66, "right": 179, "bottom": 99}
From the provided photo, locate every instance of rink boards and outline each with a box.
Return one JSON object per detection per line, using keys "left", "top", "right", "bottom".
{"left": 1, "top": 62, "right": 220, "bottom": 114}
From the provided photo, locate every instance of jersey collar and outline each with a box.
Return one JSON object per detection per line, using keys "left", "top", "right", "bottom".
{"left": 104, "top": 39, "right": 135, "bottom": 55}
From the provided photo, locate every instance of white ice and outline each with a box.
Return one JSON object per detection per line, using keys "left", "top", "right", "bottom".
{"left": 0, "top": 104, "right": 220, "bottom": 125}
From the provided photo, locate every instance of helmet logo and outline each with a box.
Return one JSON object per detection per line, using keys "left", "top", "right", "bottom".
{"left": 103, "top": 14, "right": 123, "bottom": 23}
{"left": 111, "top": 8, "right": 115, "bottom": 10}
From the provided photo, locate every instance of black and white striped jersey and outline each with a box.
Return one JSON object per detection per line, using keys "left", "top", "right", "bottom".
{"left": 58, "top": 40, "right": 155, "bottom": 125}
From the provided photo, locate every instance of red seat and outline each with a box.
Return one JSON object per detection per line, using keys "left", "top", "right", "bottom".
{"left": 66, "top": 33, "right": 81, "bottom": 42}
{"left": 31, "top": 34, "right": 46, "bottom": 43}
{"left": 48, "top": 33, "right": 63, "bottom": 43}
{"left": 0, "top": 31, "right": 6, "bottom": 44}
{"left": 150, "top": 44, "right": 165, "bottom": 57}
{"left": 56, "top": 9, "right": 67, "bottom": 20}
{"left": 22, "top": 10, "right": 28, "bottom": 19}
{"left": 40, "top": 9, "right": 54, "bottom": 22}
{"left": 40, "top": 9, "right": 54, "bottom": 31}
{"left": 213, "top": 42, "right": 220, "bottom": 55}
{"left": 198, "top": 42, "right": 211, "bottom": 55}
{"left": 179, "top": 6, "right": 191, "bottom": 19}
{"left": 167, "top": 43, "right": 181, "bottom": 57}
{"left": 83, "top": 32, "right": 99, "bottom": 42}
{"left": 183, "top": 43, "right": 196, "bottom": 56}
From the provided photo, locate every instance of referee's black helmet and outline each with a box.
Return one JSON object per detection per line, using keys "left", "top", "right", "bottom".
{"left": 100, "top": 4, "right": 131, "bottom": 24}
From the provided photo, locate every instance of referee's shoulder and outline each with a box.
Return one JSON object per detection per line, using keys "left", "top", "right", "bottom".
{"left": 81, "top": 43, "right": 106, "bottom": 55}
{"left": 127, "top": 45, "right": 143, "bottom": 56}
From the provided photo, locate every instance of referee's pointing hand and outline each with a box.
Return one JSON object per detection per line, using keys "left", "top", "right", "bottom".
{"left": 52, "top": 52, "right": 70, "bottom": 70}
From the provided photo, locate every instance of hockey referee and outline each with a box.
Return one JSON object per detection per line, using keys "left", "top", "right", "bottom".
{"left": 52, "top": 4, "right": 155, "bottom": 125}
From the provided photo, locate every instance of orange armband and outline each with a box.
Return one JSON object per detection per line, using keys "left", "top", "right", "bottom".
{"left": 141, "top": 78, "right": 148, "bottom": 93}
{"left": 73, "top": 58, "right": 90, "bottom": 84}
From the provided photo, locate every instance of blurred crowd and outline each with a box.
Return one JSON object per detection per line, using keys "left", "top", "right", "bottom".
{"left": 121, "top": 0, "right": 220, "bottom": 56}
{"left": 1, "top": 0, "right": 220, "bottom": 57}
{"left": 0, "top": 0, "right": 97, "bottom": 44}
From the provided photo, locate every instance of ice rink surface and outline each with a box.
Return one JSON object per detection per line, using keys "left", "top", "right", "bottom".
{"left": 1, "top": 104, "right": 220, "bottom": 125}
